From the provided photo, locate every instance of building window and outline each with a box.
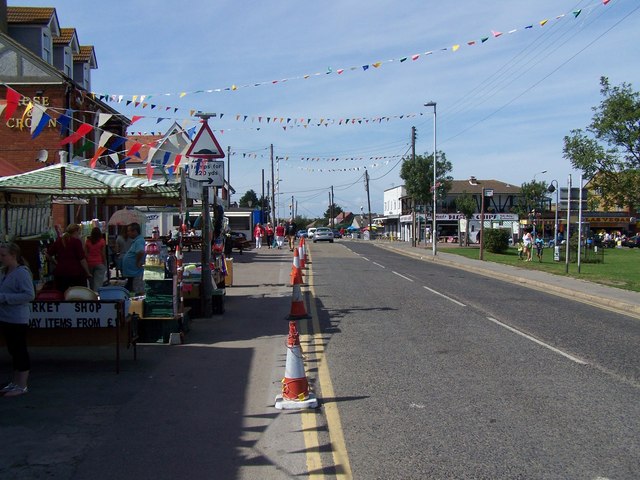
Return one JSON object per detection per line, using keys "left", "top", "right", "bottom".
{"left": 42, "top": 31, "right": 52, "bottom": 63}
{"left": 64, "top": 48, "right": 72, "bottom": 76}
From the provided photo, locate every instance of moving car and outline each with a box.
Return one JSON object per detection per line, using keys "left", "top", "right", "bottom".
{"left": 332, "top": 229, "right": 342, "bottom": 238}
{"left": 313, "top": 227, "right": 334, "bottom": 243}
{"left": 296, "top": 229, "right": 308, "bottom": 238}
{"left": 307, "top": 227, "right": 317, "bottom": 239}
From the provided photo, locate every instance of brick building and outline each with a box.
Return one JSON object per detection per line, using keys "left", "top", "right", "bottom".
{"left": 1, "top": 3, "right": 129, "bottom": 228}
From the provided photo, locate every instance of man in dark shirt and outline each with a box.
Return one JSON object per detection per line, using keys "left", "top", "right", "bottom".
{"left": 284, "top": 218, "right": 298, "bottom": 251}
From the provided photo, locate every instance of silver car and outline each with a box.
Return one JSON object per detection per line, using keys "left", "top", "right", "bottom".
{"left": 313, "top": 227, "right": 334, "bottom": 243}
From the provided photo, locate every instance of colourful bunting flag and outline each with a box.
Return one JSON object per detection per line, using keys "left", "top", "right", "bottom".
{"left": 90, "top": 146, "right": 107, "bottom": 168}
{"left": 4, "top": 87, "right": 21, "bottom": 120}
{"left": 146, "top": 161, "right": 154, "bottom": 181}
{"left": 130, "top": 115, "right": 143, "bottom": 124}
{"left": 540, "top": 19, "right": 548, "bottom": 26}
{"left": 59, "top": 123, "right": 93, "bottom": 146}
{"left": 127, "top": 142, "right": 143, "bottom": 157}
{"left": 31, "top": 111, "right": 50, "bottom": 139}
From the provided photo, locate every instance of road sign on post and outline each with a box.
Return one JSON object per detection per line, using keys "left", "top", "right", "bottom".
{"left": 187, "top": 160, "right": 225, "bottom": 186}
{"left": 186, "top": 115, "right": 226, "bottom": 318}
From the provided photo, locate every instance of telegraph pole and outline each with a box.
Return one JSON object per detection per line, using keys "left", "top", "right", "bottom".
{"left": 227, "top": 145, "right": 231, "bottom": 206}
{"left": 331, "top": 185, "right": 335, "bottom": 228}
{"left": 365, "top": 170, "right": 373, "bottom": 239}
{"left": 270, "top": 144, "right": 276, "bottom": 225}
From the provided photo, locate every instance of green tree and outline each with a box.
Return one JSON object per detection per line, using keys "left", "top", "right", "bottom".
{"left": 455, "top": 191, "right": 476, "bottom": 246}
{"left": 563, "top": 77, "right": 640, "bottom": 212}
{"left": 512, "top": 180, "right": 549, "bottom": 219}
{"left": 400, "top": 150, "right": 453, "bottom": 207}
{"left": 238, "top": 189, "right": 259, "bottom": 208}
{"left": 323, "top": 203, "right": 343, "bottom": 224}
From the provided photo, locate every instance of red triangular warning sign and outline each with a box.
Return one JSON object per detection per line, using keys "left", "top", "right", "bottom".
{"left": 185, "top": 122, "right": 225, "bottom": 158}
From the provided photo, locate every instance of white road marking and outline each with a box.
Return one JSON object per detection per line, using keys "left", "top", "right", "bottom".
{"left": 392, "top": 271, "right": 413, "bottom": 282}
{"left": 423, "top": 286, "right": 466, "bottom": 307}
{"left": 361, "top": 256, "right": 369, "bottom": 261}
{"left": 373, "top": 262, "right": 386, "bottom": 269}
{"left": 486, "top": 317, "right": 588, "bottom": 365}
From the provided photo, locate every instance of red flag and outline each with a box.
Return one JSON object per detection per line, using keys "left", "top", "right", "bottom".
{"left": 146, "top": 161, "right": 154, "bottom": 180}
{"left": 130, "top": 115, "right": 143, "bottom": 124}
{"left": 126, "top": 142, "right": 142, "bottom": 157}
{"left": 173, "top": 154, "right": 182, "bottom": 169}
{"left": 90, "top": 146, "right": 107, "bottom": 168}
{"left": 59, "top": 123, "right": 94, "bottom": 146}
{"left": 4, "top": 87, "right": 22, "bottom": 120}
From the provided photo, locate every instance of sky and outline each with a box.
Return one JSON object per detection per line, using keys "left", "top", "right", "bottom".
{"left": 9, "top": 0, "right": 640, "bottom": 218}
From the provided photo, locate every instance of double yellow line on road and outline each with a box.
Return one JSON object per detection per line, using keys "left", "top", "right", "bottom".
{"left": 299, "top": 248, "right": 353, "bottom": 479}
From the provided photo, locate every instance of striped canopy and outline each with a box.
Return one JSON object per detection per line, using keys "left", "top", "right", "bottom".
{"left": 0, "top": 163, "right": 180, "bottom": 202}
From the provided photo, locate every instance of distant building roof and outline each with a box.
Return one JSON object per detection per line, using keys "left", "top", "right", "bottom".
{"left": 448, "top": 179, "right": 521, "bottom": 195}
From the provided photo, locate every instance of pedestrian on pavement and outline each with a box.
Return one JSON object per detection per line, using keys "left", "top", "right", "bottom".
{"left": 285, "top": 218, "right": 298, "bottom": 251}
{"left": 254, "top": 223, "right": 265, "bottom": 249}
{"left": 114, "top": 226, "right": 132, "bottom": 279}
{"left": 85, "top": 227, "right": 107, "bottom": 291}
{"left": 535, "top": 231, "right": 545, "bottom": 262}
{"left": 522, "top": 227, "right": 533, "bottom": 262}
{"left": 0, "top": 242, "right": 35, "bottom": 397}
{"left": 47, "top": 223, "right": 92, "bottom": 292}
{"left": 275, "top": 222, "right": 285, "bottom": 249}
{"left": 265, "top": 222, "right": 275, "bottom": 248}
{"left": 122, "top": 222, "right": 146, "bottom": 295}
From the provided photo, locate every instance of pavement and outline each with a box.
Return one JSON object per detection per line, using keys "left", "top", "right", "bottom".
{"left": 1, "top": 239, "right": 638, "bottom": 479}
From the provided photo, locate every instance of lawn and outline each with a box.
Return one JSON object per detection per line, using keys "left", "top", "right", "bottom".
{"left": 439, "top": 245, "right": 640, "bottom": 292}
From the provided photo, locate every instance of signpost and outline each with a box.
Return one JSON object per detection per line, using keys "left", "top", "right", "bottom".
{"left": 186, "top": 114, "right": 225, "bottom": 317}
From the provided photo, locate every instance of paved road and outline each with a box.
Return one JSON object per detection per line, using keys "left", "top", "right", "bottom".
{"left": 309, "top": 240, "right": 640, "bottom": 479}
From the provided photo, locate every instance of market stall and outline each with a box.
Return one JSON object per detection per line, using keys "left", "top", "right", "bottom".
{"left": 0, "top": 163, "right": 186, "bottom": 356}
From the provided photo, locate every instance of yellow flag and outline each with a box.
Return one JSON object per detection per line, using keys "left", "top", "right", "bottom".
{"left": 452, "top": 45, "right": 460, "bottom": 52}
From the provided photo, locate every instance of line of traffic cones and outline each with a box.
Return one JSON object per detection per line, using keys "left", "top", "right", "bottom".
{"left": 275, "top": 320, "right": 318, "bottom": 410}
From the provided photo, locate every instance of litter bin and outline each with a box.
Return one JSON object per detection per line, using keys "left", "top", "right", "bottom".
{"left": 224, "top": 258, "right": 233, "bottom": 287}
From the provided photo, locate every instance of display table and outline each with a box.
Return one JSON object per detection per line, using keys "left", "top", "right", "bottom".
{"left": 0, "top": 300, "right": 135, "bottom": 373}
{"left": 130, "top": 296, "right": 190, "bottom": 344}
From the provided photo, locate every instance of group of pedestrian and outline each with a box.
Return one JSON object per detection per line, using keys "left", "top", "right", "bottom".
{"left": 253, "top": 218, "right": 298, "bottom": 251}
{"left": 519, "top": 227, "right": 545, "bottom": 262}
{"left": 45, "top": 222, "right": 145, "bottom": 295}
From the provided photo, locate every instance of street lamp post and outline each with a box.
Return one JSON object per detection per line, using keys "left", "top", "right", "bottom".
{"left": 547, "top": 180, "right": 559, "bottom": 261}
{"left": 425, "top": 101, "right": 437, "bottom": 256}
{"left": 480, "top": 188, "right": 485, "bottom": 261}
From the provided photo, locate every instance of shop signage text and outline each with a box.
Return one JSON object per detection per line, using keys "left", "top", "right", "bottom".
{"left": 29, "top": 301, "right": 120, "bottom": 329}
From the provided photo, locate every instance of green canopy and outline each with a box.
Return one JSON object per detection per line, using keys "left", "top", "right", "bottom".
{"left": 0, "top": 163, "right": 180, "bottom": 205}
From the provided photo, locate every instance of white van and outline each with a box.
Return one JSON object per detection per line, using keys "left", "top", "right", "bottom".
{"left": 307, "top": 227, "right": 317, "bottom": 239}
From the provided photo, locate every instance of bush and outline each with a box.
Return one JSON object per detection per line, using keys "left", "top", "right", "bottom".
{"left": 484, "top": 228, "right": 510, "bottom": 253}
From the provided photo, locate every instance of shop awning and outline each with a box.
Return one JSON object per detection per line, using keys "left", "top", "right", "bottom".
{"left": 0, "top": 163, "right": 180, "bottom": 204}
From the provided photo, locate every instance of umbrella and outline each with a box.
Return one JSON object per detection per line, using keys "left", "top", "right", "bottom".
{"left": 346, "top": 225, "right": 359, "bottom": 231}
{"left": 108, "top": 209, "right": 148, "bottom": 226}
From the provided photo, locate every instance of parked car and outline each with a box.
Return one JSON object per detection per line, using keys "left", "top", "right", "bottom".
{"left": 307, "top": 227, "right": 317, "bottom": 239}
{"left": 296, "top": 229, "right": 308, "bottom": 238}
{"left": 313, "top": 227, "right": 334, "bottom": 243}
{"left": 622, "top": 235, "right": 640, "bottom": 248}
{"left": 332, "top": 229, "right": 342, "bottom": 238}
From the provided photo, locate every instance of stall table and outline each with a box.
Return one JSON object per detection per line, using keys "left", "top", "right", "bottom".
{"left": 0, "top": 300, "right": 136, "bottom": 373}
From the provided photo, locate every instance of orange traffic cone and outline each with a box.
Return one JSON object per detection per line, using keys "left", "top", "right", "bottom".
{"left": 287, "top": 282, "right": 309, "bottom": 319}
{"left": 275, "top": 320, "right": 318, "bottom": 410}
{"left": 298, "top": 244, "right": 305, "bottom": 269}
{"left": 300, "top": 237, "right": 308, "bottom": 263}
{"left": 290, "top": 248, "right": 304, "bottom": 285}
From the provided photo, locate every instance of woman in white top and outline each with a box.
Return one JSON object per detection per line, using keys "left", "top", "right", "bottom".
{"left": 522, "top": 229, "right": 534, "bottom": 262}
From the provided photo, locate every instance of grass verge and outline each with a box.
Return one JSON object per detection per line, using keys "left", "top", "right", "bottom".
{"left": 438, "top": 246, "right": 640, "bottom": 292}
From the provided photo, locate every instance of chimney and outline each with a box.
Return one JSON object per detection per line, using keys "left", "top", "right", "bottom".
{"left": 0, "top": 0, "right": 8, "bottom": 35}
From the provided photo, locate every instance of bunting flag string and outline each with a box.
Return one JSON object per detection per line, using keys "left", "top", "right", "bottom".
{"left": 91, "top": 0, "right": 610, "bottom": 101}
{"left": 4, "top": 84, "right": 408, "bottom": 174}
